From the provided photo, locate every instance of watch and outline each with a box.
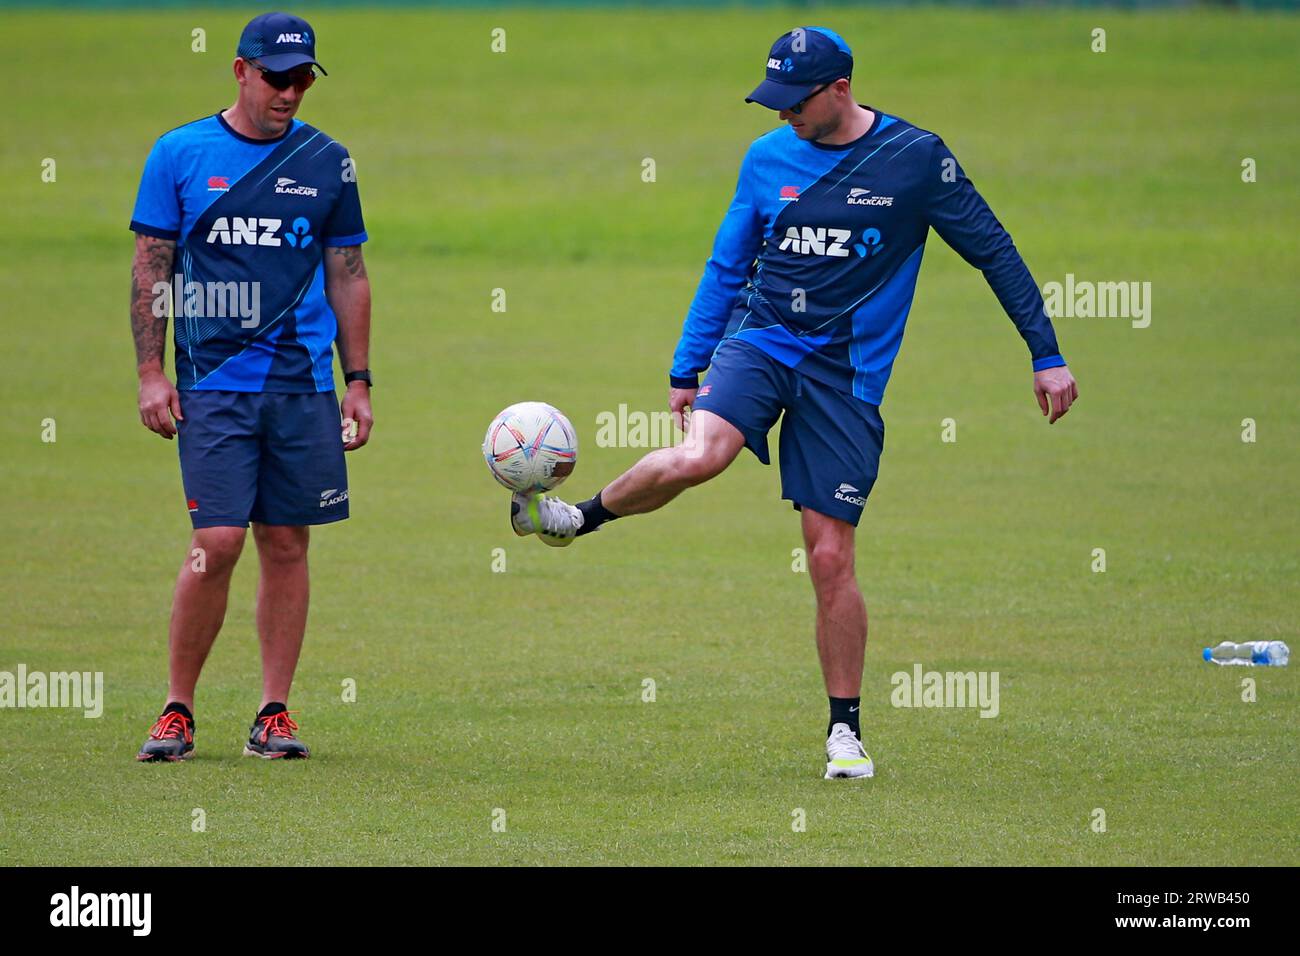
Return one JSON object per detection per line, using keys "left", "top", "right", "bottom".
{"left": 344, "top": 369, "right": 373, "bottom": 388}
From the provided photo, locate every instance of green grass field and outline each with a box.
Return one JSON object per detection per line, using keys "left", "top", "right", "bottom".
{"left": 1, "top": 6, "right": 1297, "bottom": 866}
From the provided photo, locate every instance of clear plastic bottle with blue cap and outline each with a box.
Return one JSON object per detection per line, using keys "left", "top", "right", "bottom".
{"left": 1202, "top": 640, "right": 1290, "bottom": 666}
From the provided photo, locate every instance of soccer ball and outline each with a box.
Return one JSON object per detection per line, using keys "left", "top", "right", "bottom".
{"left": 482, "top": 401, "right": 578, "bottom": 494}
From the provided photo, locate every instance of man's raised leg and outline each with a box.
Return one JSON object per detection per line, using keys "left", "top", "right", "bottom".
{"left": 598, "top": 410, "right": 746, "bottom": 516}
{"left": 511, "top": 410, "right": 747, "bottom": 544}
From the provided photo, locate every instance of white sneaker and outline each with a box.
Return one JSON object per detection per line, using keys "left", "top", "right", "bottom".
{"left": 510, "top": 492, "right": 583, "bottom": 547}
{"left": 824, "top": 723, "right": 874, "bottom": 779}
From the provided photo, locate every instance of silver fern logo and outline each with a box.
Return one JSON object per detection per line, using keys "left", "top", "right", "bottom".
{"left": 847, "top": 187, "right": 893, "bottom": 207}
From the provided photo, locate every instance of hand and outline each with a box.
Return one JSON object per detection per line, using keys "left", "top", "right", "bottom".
{"left": 669, "top": 386, "right": 697, "bottom": 433}
{"left": 1034, "top": 365, "right": 1078, "bottom": 425}
{"left": 138, "top": 368, "right": 182, "bottom": 439}
{"left": 340, "top": 381, "right": 373, "bottom": 451}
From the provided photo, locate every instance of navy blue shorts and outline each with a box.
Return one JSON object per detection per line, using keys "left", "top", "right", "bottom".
{"left": 176, "top": 390, "right": 349, "bottom": 529}
{"left": 692, "top": 339, "right": 885, "bottom": 527}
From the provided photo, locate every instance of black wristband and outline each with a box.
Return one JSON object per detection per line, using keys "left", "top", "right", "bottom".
{"left": 344, "top": 369, "right": 373, "bottom": 387}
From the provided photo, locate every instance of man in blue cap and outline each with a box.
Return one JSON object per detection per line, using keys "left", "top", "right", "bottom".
{"left": 513, "top": 27, "right": 1078, "bottom": 780}
{"left": 129, "top": 13, "right": 373, "bottom": 761}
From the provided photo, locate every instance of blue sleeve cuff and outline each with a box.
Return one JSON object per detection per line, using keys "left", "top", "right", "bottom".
{"left": 324, "top": 231, "right": 368, "bottom": 247}
{"left": 129, "top": 220, "right": 179, "bottom": 241}
{"left": 670, "top": 373, "right": 699, "bottom": 389}
{"left": 1032, "top": 354, "right": 1066, "bottom": 372}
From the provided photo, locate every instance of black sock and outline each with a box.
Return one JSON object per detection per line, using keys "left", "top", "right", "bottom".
{"left": 828, "top": 697, "right": 861, "bottom": 739}
{"left": 575, "top": 490, "right": 620, "bottom": 537}
{"left": 163, "top": 701, "right": 193, "bottom": 720}
{"left": 257, "top": 701, "right": 287, "bottom": 719}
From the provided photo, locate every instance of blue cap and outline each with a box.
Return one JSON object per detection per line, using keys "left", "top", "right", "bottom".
{"left": 746, "top": 26, "right": 853, "bottom": 111}
{"left": 237, "top": 12, "right": 327, "bottom": 74}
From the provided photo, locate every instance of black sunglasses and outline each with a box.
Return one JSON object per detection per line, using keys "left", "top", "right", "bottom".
{"left": 248, "top": 60, "right": 317, "bottom": 92}
{"left": 789, "top": 82, "right": 833, "bottom": 115}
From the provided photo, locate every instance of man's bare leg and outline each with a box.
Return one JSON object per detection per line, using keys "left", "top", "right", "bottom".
{"left": 801, "top": 506, "right": 866, "bottom": 698}
{"left": 802, "top": 506, "right": 874, "bottom": 778}
{"left": 165, "top": 525, "right": 247, "bottom": 710}
{"left": 598, "top": 410, "right": 746, "bottom": 516}
{"left": 251, "top": 523, "right": 310, "bottom": 710}
{"left": 514, "top": 409, "right": 749, "bottom": 544}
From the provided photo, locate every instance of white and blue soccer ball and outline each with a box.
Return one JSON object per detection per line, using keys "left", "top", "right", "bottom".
{"left": 482, "top": 401, "right": 578, "bottom": 494}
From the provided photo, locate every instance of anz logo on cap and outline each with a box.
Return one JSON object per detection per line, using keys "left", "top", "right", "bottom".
{"left": 276, "top": 31, "right": 309, "bottom": 45}
{"left": 767, "top": 57, "right": 795, "bottom": 72}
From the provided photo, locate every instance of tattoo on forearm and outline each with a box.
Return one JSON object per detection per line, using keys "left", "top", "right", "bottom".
{"left": 325, "top": 245, "right": 370, "bottom": 373}
{"left": 130, "top": 235, "right": 176, "bottom": 368}
{"left": 329, "top": 245, "right": 367, "bottom": 279}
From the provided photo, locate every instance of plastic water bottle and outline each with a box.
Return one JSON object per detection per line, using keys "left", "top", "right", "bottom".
{"left": 1202, "top": 641, "right": 1290, "bottom": 666}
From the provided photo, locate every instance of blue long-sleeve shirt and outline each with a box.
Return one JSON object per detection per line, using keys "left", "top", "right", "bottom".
{"left": 671, "top": 107, "right": 1064, "bottom": 403}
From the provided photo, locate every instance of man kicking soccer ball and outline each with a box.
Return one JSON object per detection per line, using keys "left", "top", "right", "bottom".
{"left": 512, "top": 27, "right": 1077, "bottom": 779}
{"left": 130, "top": 13, "right": 373, "bottom": 761}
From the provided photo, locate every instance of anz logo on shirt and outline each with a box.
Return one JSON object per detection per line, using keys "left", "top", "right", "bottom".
{"left": 205, "top": 216, "right": 314, "bottom": 248}
{"left": 777, "top": 225, "right": 884, "bottom": 259}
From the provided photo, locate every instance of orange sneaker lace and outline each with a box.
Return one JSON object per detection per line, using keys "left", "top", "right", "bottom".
{"left": 148, "top": 711, "right": 192, "bottom": 742}
{"left": 257, "top": 711, "right": 300, "bottom": 740}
